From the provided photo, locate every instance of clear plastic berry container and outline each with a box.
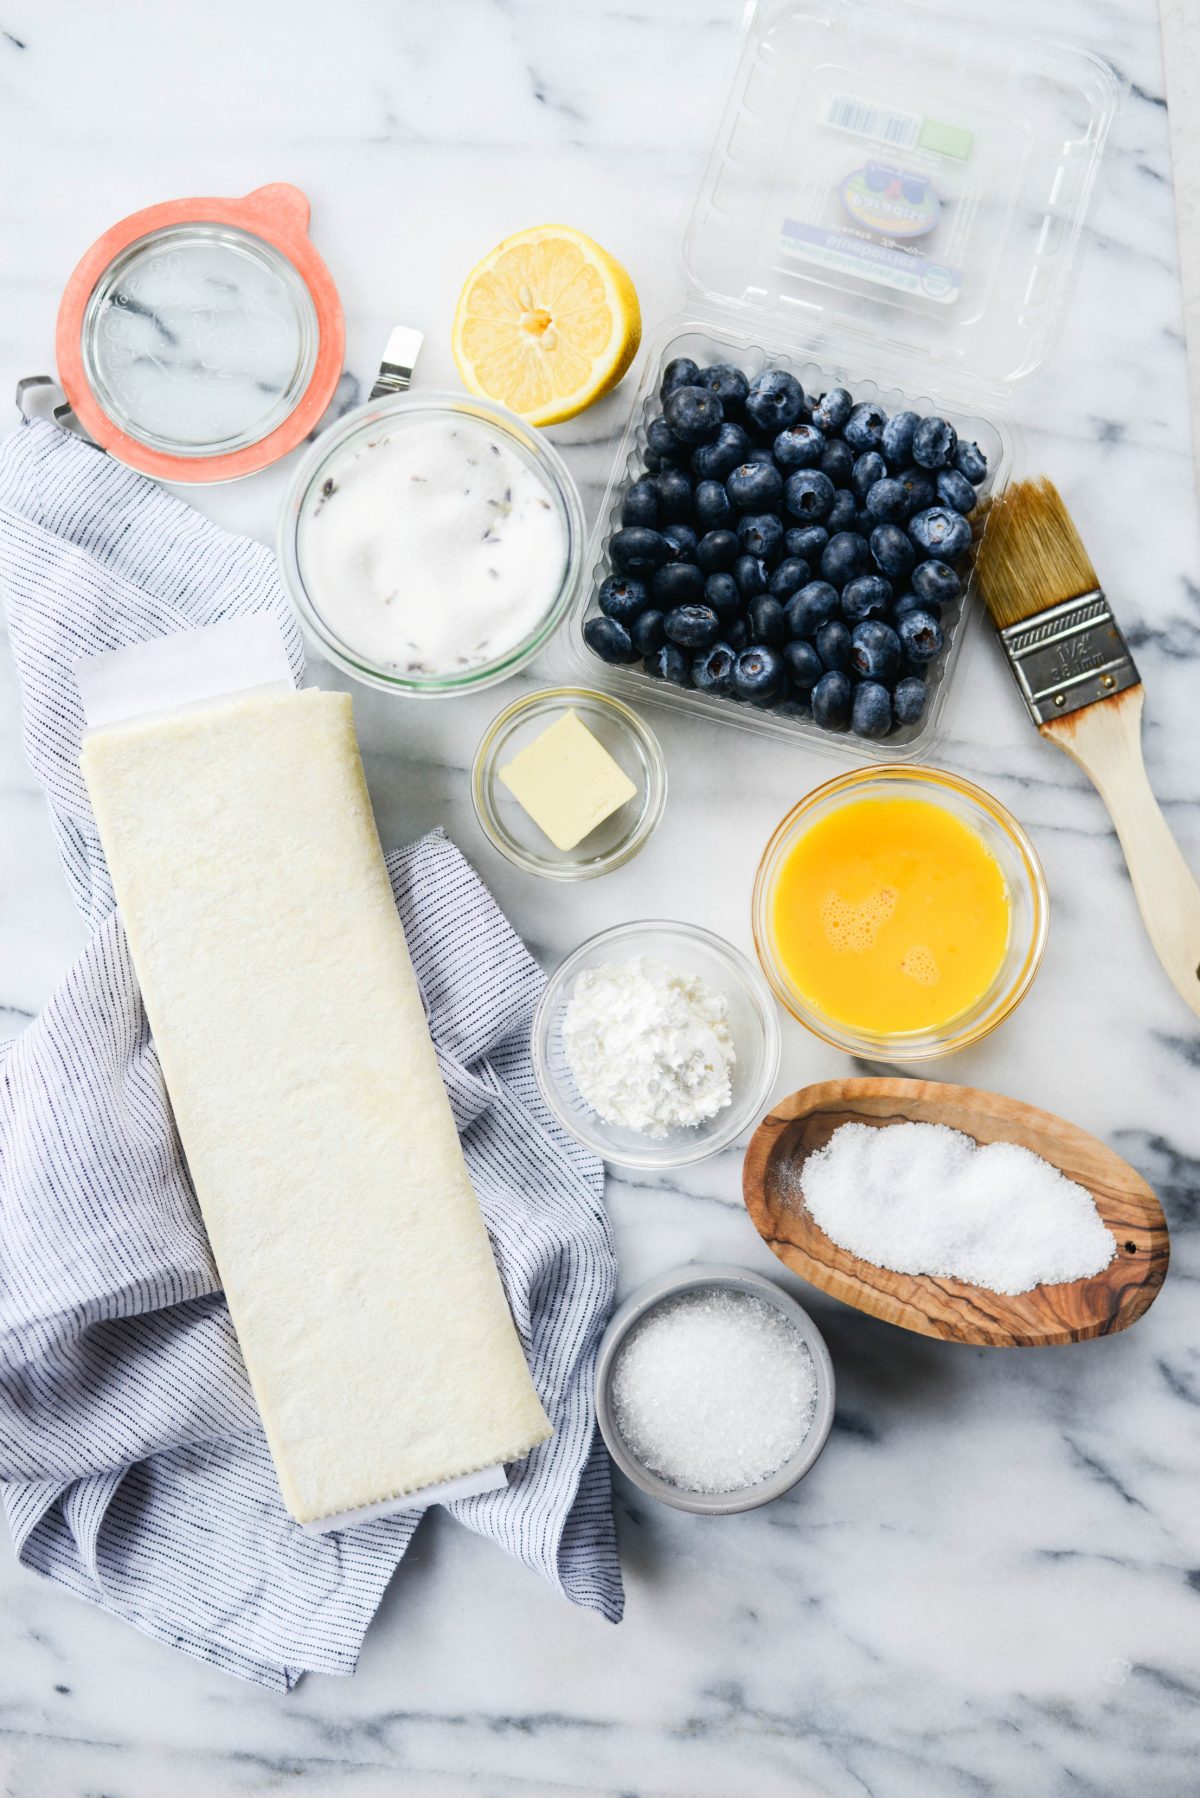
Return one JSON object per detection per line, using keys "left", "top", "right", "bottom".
{"left": 553, "top": 0, "right": 1120, "bottom": 764}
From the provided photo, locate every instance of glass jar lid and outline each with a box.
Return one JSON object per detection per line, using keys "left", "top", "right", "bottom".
{"left": 56, "top": 184, "right": 344, "bottom": 483}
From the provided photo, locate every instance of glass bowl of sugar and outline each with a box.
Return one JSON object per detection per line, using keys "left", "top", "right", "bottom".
{"left": 278, "top": 391, "right": 585, "bottom": 696}
{"left": 595, "top": 1264, "right": 836, "bottom": 1514}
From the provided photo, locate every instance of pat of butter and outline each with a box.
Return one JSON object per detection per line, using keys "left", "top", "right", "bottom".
{"left": 498, "top": 709, "right": 638, "bottom": 852}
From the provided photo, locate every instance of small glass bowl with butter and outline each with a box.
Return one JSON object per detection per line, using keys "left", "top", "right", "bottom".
{"left": 472, "top": 687, "right": 666, "bottom": 880}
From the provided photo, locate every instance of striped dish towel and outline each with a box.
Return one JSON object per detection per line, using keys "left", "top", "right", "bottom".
{"left": 0, "top": 419, "right": 623, "bottom": 1688}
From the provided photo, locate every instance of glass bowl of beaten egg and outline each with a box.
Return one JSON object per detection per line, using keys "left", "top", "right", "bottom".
{"left": 752, "top": 766, "right": 1049, "bottom": 1060}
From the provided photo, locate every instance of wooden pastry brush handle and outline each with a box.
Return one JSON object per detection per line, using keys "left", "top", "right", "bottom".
{"left": 1044, "top": 685, "right": 1200, "bottom": 1019}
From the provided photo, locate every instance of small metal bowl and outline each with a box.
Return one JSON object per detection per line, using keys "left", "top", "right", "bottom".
{"left": 595, "top": 1263, "right": 836, "bottom": 1515}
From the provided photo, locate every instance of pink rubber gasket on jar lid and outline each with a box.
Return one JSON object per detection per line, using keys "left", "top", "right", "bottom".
{"left": 55, "top": 183, "right": 345, "bottom": 484}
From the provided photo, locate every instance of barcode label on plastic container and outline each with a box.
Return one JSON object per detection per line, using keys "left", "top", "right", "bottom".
{"left": 822, "top": 92, "right": 920, "bottom": 149}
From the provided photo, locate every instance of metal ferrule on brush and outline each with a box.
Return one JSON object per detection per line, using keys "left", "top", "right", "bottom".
{"left": 997, "top": 589, "right": 1140, "bottom": 727}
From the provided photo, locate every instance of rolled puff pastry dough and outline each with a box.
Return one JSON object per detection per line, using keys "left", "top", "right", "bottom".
{"left": 81, "top": 690, "right": 551, "bottom": 1524}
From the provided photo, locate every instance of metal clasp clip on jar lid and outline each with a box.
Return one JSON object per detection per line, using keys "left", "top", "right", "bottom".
{"left": 53, "top": 183, "right": 345, "bottom": 484}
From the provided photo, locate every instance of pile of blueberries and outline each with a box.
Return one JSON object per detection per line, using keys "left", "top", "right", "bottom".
{"left": 583, "top": 357, "right": 988, "bottom": 738}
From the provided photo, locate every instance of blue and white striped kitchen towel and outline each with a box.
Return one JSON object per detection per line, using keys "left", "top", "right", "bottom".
{"left": 0, "top": 418, "right": 623, "bottom": 1689}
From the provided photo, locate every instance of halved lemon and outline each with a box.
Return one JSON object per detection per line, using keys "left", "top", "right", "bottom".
{"left": 452, "top": 225, "right": 641, "bottom": 427}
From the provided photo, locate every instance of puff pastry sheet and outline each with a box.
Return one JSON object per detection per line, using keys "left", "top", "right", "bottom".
{"left": 81, "top": 691, "right": 551, "bottom": 1524}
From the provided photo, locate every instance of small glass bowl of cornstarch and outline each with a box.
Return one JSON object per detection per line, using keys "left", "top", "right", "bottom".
{"left": 595, "top": 1265, "right": 835, "bottom": 1514}
{"left": 532, "top": 920, "right": 781, "bottom": 1169}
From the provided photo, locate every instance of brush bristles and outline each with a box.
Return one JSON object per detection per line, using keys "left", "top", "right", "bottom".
{"left": 973, "top": 476, "right": 1099, "bottom": 630}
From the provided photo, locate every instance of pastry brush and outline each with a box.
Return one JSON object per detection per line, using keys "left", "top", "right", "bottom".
{"left": 974, "top": 475, "right": 1200, "bottom": 1019}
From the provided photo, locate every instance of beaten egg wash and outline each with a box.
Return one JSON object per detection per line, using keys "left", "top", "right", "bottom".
{"left": 771, "top": 797, "right": 1011, "bottom": 1035}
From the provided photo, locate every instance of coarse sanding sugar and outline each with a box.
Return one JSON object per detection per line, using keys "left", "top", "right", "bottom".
{"left": 794, "top": 1121, "right": 1116, "bottom": 1295}
{"left": 610, "top": 1289, "right": 818, "bottom": 1493}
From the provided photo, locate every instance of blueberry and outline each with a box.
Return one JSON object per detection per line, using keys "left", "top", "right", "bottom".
{"left": 660, "top": 356, "right": 701, "bottom": 398}
{"left": 850, "top": 619, "right": 902, "bottom": 683}
{"left": 726, "top": 461, "right": 784, "bottom": 512}
{"left": 881, "top": 410, "right": 919, "bottom": 468}
{"left": 583, "top": 616, "right": 638, "bottom": 664}
{"left": 698, "top": 363, "right": 749, "bottom": 418}
{"left": 896, "top": 607, "right": 944, "bottom": 663}
{"left": 694, "top": 479, "right": 736, "bottom": 532}
{"left": 812, "top": 670, "right": 852, "bottom": 732}
{"left": 738, "top": 511, "right": 784, "bottom": 562}
{"left": 664, "top": 602, "right": 720, "bottom": 648}
{"left": 844, "top": 402, "right": 887, "bottom": 452}
{"left": 704, "top": 571, "right": 741, "bottom": 617}
{"left": 954, "top": 439, "right": 988, "bottom": 484}
{"left": 743, "top": 445, "right": 777, "bottom": 466}
{"left": 785, "top": 580, "right": 839, "bottom": 637}
{"left": 621, "top": 480, "right": 658, "bottom": 528}
{"left": 692, "top": 422, "right": 752, "bottom": 481}
{"left": 654, "top": 467, "right": 693, "bottom": 523}
{"left": 784, "top": 469, "right": 836, "bottom": 522}
{"left": 775, "top": 687, "right": 812, "bottom": 721}
{"left": 912, "top": 415, "right": 957, "bottom": 470}
{"left": 892, "top": 591, "right": 940, "bottom": 623}
{"left": 815, "top": 618, "right": 852, "bottom": 671}
{"left": 692, "top": 640, "right": 737, "bottom": 694}
{"left": 774, "top": 423, "right": 825, "bottom": 469}
{"left": 819, "top": 437, "right": 855, "bottom": 488}
{"left": 851, "top": 451, "right": 887, "bottom": 503}
{"left": 734, "top": 553, "right": 769, "bottom": 598}
{"left": 731, "top": 644, "right": 786, "bottom": 701}
{"left": 660, "top": 523, "right": 698, "bottom": 562}
{"left": 855, "top": 509, "right": 877, "bottom": 536}
{"left": 645, "top": 642, "right": 691, "bottom": 684}
{"left": 744, "top": 368, "right": 805, "bottom": 434}
{"left": 725, "top": 616, "right": 750, "bottom": 652}
{"left": 826, "top": 490, "right": 858, "bottom": 533}
{"left": 651, "top": 562, "right": 705, "bottom": 607}
{"left": 645, "top": 417, "right": 690, "bottom": 469}
{"left": 897, "top": 468, "right": 936, "bottom": 514}
{"left": 893, "top": 675, "right": 928, "bottom": 726}
{"left": 936, "top": 468, "right": 977, "bottom": 515}
{"left": 912, "top": 560, "right": 961, "bottom": 605}
{"left": 909, "top": 506, "right": 972, "bottom": 561}
{"left": 631, "top": 608, "right": 666, "bottom": 654}
{"left": 865, "top": 477, "right": 910, "bottom": 524}
{"left": 852, "top": 680, "right": 893, "bottom": 739}
{"left": 610, "top": 526, "right": 671, "bottom": 576}
{"left": 747, "top": 594, "right": 788, "bottom": 646}
{"left": 663, "top": 385, "right": 724, "bottom": 446}
{"left": 598, "top": 575, "right": 648, "bottom": 624}
{"left": 768, "top": 557, "right": 809, "bottom": 598}
{"left": 820, "top": 531, "right": 870, "bottom": 588}
{"left": 783, "top": 639, "right": 823, "bottom": 689}
{"left": 696, "top": 528, "right": 740, "bottom": 574}
{"left": 841, "top": 573, "right": 893, "bottom": 623}
{"left": 811, "top": 388, "right": 852, "bottom": 433}
{"left": 786, "top": 524, "right": 828, "bottom": 561}
{"left": 869, "top": 521, "right": 916, "bottom": 580}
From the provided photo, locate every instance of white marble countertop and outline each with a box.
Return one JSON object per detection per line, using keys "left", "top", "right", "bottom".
{"left": 1, "top": 2, "right": 1198, "bottom": 1793}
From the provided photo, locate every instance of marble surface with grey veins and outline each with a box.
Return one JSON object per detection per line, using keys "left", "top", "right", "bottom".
{"left": 0, "top": 1, "right": 1198, "bottom": 1794}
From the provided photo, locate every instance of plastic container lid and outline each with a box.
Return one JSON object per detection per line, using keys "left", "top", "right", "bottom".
{"left": 55, "top": 183, "right": 344, "bottom": 482}
{"left": 682, "top": 0, "right": 1120, "bottom": 401}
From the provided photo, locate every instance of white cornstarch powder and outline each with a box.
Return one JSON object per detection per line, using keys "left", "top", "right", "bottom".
{"left": 611, "top": 1290, "right": 818, "bottom": 1493}
{"left": 562, "top": 955, "right": 736, "bottom": 1138}
{"left": 795, "top": 1122, "right": 1117, "bottom": 1296}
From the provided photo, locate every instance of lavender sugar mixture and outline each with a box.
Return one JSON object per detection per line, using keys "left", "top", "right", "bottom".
{"left": 297, "top": 414, "right": 565, "bottom": 676}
